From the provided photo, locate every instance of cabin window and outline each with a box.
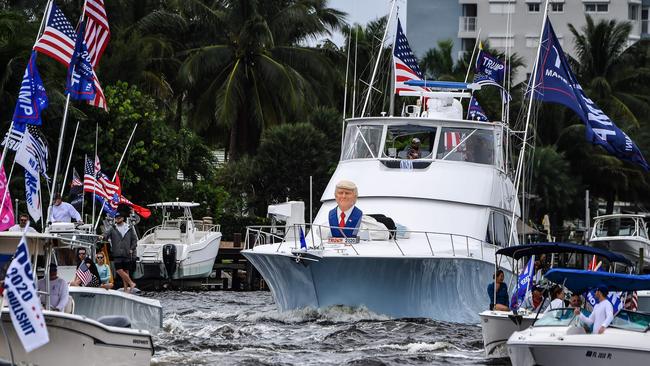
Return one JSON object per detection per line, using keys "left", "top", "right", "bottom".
{"left": 486, "top": 211, "right": 514, "bottom": 247}
{"left": 383, "top": 125, "right": 437, "bottom": 159}
{"left": 341, "top": 125, "right": 383, "bottom": 160}
{"left": 436, "top": 127, "right": 494, "bottom": 165}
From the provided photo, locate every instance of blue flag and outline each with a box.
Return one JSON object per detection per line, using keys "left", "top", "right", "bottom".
{"left": 532, "top": 18, "right": 648, "bottom": 170}
{"left": 511, "top": 256, "right": 535, "bottom": 310}
{"left": 474, "top": 47, "right": 505, "bottom": 86}
{"left": 94, "top": 195, "right": 116, "bottom": 217}
{"left": 299, "top": 227, "right": 307, "bottom": 249}
{"left": 65, "top": 20, "right": 96, "bottom": 101}
{"left": 467, "top": 96, "right": 489, "bottom": 121}
{"left": 13, "top": 51, "right": 48, "bottom": 128}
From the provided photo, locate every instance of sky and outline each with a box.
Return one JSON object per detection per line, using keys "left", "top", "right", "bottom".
{"left": 324, "top": 0, "right": 407, "bottom": 46}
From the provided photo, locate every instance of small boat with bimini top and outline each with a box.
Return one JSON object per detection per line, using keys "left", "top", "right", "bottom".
{"left": 507, "top": 268, "right": 650, "bottom": 366}
{"left": 480, "top": 242, "right": 632, "bottom": 358}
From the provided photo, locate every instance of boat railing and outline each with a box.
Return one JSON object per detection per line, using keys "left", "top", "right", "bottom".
{"left": 142, "top": 222, "right": 221, "bottom": 238}
{"left": 245, "top": 224, "right": 498, "bottom": 259}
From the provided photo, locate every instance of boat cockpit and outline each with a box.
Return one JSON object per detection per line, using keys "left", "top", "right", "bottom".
{"left": 591, "top": 215, "right": 649, "bottom": 240}
{"left": 341, "top": 118, "right": 506, "bottom": 171}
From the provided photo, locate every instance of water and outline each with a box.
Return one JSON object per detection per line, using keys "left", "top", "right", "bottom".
{"left": 147, "top": 291, "right": 508, "bottom": 366}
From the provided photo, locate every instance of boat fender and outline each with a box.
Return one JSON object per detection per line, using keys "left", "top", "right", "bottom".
{"left": 97, "top": 315, "right": 131, "bottom": 328}
{"left": 163, "top": 244, "right": 177, "bottom": 277}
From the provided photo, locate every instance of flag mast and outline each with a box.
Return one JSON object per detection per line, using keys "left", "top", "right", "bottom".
{"left": 59, "top": 120, "right": 81, "bottom": 195}
{"left": 507, "top": 0, "right": 550, "bottom": 247}
{"left": 93, "top": 123, "right": 139, "bottom": 231}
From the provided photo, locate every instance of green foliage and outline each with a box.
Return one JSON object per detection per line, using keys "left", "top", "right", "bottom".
{"left": 529, "top": 146, "right": 579, "bottom": 222}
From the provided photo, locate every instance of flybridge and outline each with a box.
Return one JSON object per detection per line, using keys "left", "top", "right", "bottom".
{"left": 400, "top": 80, "right": 482, "bottom": 99}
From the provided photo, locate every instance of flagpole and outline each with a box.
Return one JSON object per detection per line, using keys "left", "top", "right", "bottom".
{"left": 93, "top": 123, "right": 139, "bottom": 231}
{"left": 92, "top": 123, "right": 98, "bottom": 228}
{"left": 59, "top": 120, "right": 80, "bottom": 196}
{"left": 460, "top": 28, "right": 481, "bottom": 104}
{"left": 46, "top": 94, "right": 72, "bottom": 225}
{"left": 352, "top": 28, "right": 359, "bottom": 118}
{"left": 507, "top": 0, "right": 550, "bottom": 247}
{"left": 388, "top": 7, "right": 401, "bottom": 117}
{"left": 361, "top": 0, "right": 397, "bottom": 117}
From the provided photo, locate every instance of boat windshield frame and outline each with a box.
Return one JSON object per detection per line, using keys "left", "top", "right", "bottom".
{"left": 591, "top": 215, "right": 649, "bottom": 240}
{"left": 533, "top": 307, "right": 591, "bottom": 327}
{"left": 340, "top": 118, "right": 506, "bottom": 170}
{"left": 609, "top": 309, "right": 650, "bottom": 332}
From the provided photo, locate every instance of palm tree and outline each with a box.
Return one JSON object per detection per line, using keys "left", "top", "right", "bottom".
{"left": 138, "top": 0, "right": 345, "bottom": 160}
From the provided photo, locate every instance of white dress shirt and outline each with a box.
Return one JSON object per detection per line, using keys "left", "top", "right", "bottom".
{"left": 8, "top": 224, "right": 37, "bottom": 232}
{"left": 37, "top": 277, "right": 69, "bottom": 311}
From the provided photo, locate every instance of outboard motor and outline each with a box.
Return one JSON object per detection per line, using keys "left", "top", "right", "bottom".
{"left": 162, "top": 244, "right": 177, "bottom": 278}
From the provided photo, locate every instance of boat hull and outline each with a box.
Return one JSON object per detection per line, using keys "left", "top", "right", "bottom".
{"left": 508, "top": 343, "right": 649, "bottom": 366}
{"left": 479, "top": 310, "right": 535, "bottom": 358}
{"left": 0, "top": 310, "right": 153, "bottom": 366}
{"left": 243, "top": 250, "right": 498, "bottom": 323}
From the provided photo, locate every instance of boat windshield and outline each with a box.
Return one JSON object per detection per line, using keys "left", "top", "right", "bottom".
{"left": 610, "top": 310, "right": 650, "bottom": 332}
{"left": 593, "top": 216, "right": 644, "bottom": 238}
{"left": 341, "top": 125, "right": 383, "bottom": 160}
{"left": 436, "top": 127, "right": 494, "bottom": 165}
{"left": 534, "top": 308, "right": 590, "bottom": 327}
{"left": 383, "top": 125, "right": 437, "bottom": 159}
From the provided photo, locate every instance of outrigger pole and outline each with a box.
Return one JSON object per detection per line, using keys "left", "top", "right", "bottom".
{"left": 92, "top": 122, "right": 139, "bottom": 231}
{"left": 342, "top": 28, "right": 352, "bottom": 146}
{"left": 361, "top": 0, "right": 397, "bottom": 117}
{"left": 507, "top": 0, "right": 550, "bottom": 247}
{"left": 59, "top": 120, "right": 81, "bottom": 195}
{"left": 91, "top": 123, "right": 98, "bottom": 228}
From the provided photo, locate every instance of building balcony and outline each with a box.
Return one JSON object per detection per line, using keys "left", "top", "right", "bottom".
{"left": 458, "top": 16, "right": 477, "bottom": 37}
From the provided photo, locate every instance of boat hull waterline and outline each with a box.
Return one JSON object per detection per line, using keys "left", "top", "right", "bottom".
{"left": 243, "top": 250, "right": 501, "bottom": 323}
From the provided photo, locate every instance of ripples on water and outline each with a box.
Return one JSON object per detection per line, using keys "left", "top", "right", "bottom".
{"left": 146, "top": 291, "right": 507, "bottom": 366}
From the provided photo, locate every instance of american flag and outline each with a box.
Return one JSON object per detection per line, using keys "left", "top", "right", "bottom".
{"left": 83, "top": 0, "right": 110, "bottom": 67}
{"left": 83, "top": 0, "right": 110, "bottom": 110}
{"left": 444, "top": 131, "right": 463, "bottom": 151}
{"left": 33, "top": 2, "right": 108, "bottom": 110}
{"left": 393, "top": 19, "right": 428, "bottom": 95}
{"left": 76, "top": 261, "right": 92, "bottom": 286}
{"left": 71, "top": 168, "right": 82, "bottom": 187}
{"left": 33, "top": 3, "right": 76, "bottom": 67}
{"left": 625, "top": 291, "right": 638, "bottom": 312}
{"left": 83, "top": 156, "right": 118, "bottom": 201}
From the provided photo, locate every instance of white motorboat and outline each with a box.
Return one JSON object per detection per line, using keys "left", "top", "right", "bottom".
{"left": 40, "top": 222, "right": 164, "bottom": 333}
{"left": 0, "top": 231, "right": 153, "bottom": 365}
{"left": 588, "top": 214, "right": 650, "bottom": 270}
{"left": 135, "top": 201, "right": 222, "bottom": 280}
{"left": 480, "top": 243, "right": 633, "bottom": 358}
{"left": 507, "top": 268, "right": 650, "bottom": 366}
{"left": 243, "top": 87, "right": 521, "bottom": 323}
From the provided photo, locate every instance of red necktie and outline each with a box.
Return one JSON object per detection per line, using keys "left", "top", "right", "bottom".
{"left": 339, "top": 212, "right": 346, "bottom": 228}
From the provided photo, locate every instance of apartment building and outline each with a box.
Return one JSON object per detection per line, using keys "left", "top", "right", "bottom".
{"left": 407, "top": 0, "right": 650, "bottom": 80}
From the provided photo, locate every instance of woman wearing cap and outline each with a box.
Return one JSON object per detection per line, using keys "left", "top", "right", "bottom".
{"left": 574, "top": 285, "right": 614, "bottom": 334}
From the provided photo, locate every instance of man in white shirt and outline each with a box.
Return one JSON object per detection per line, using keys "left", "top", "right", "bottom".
{"left": 574, "top": 285, "right": 614, "bottom": 334}
{"left": 51, "top": 193, "right": 82, "bottom": 223}
{"left": 8, "top": 214, "right": 38, "bottom": 232}
{"left": 37, "top": 263, "right": 69, "bottom": 311}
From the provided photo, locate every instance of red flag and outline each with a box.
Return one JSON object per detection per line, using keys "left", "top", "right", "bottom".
{"left": 114, "top": 174, "right": 151, "bottom": 219}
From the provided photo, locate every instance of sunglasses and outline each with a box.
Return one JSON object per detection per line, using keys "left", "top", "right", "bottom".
{"left": 96, "top": 256, "right": 104, "bottom": 259}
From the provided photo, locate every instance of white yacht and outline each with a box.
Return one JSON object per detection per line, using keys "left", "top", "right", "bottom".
{"left": 0, "top": 231, "right": 153, "bottom": 365}
{"left": 589, "top": 214, "right": 650, "bottom": 270}
{"left": 507, "top": 268, "right": 650, "bottom": 366}
{"left": 135, "top": 201, "right": 222, "bottom": 281}
{"left": 480, "top": 243, "right": 633, "bottom": 358}
{"left": 243, "top": 92, "right": 520, "bottom": 323}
